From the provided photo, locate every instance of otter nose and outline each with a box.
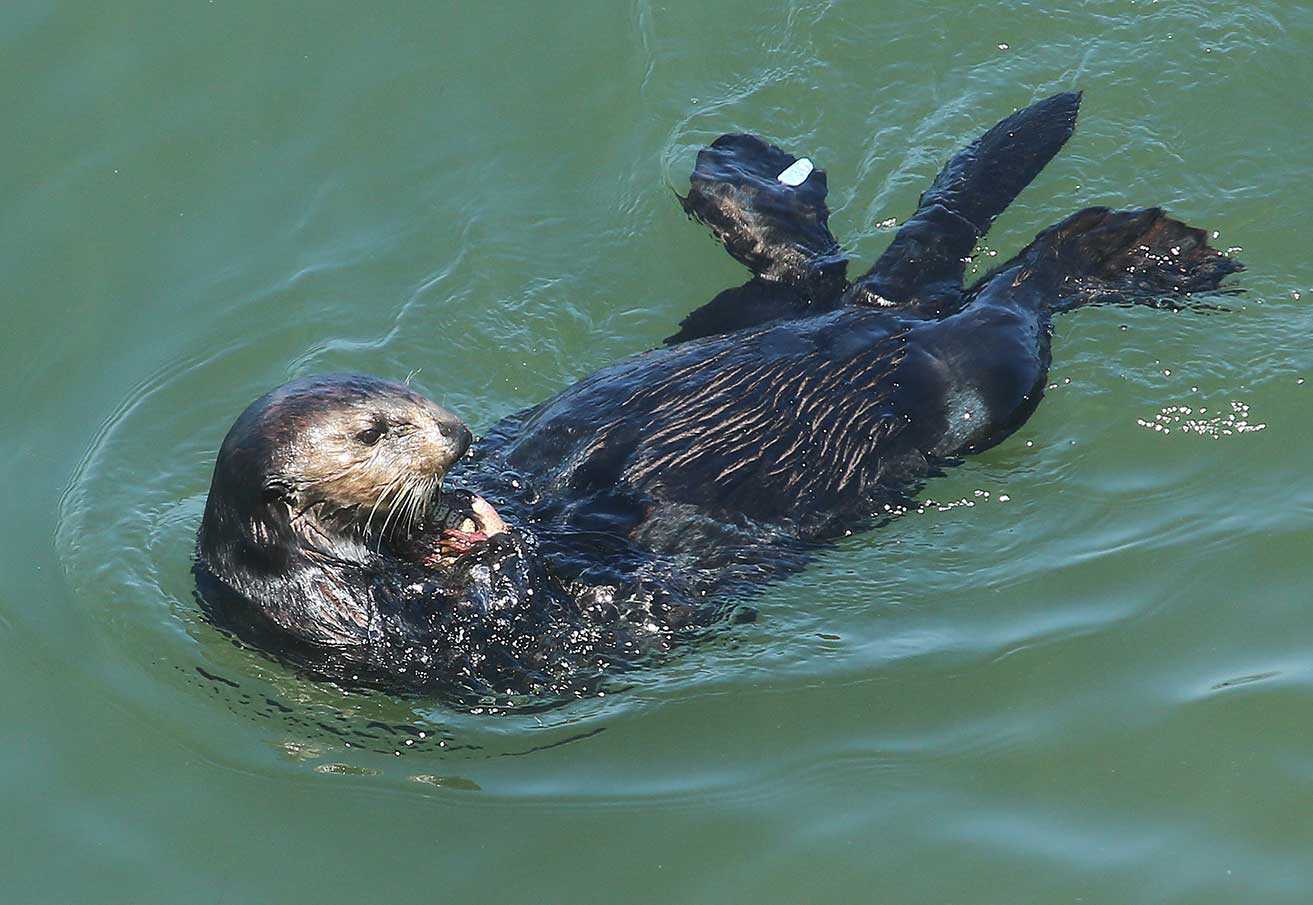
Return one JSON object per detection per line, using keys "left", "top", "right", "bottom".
{"left": 424, "top": 404, "right": 472, "bottom": 466}
{"left": 447, "top": 421, "right": 473, "bottom": 461}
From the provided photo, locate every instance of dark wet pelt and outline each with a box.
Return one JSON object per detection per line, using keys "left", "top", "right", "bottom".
{"left": 6, "top": 1, "right": 1313, "bottom": 902}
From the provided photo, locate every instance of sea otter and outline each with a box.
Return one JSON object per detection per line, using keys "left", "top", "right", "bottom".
{"left": 196, "top": 92, "right": 1242, "bottom": 701}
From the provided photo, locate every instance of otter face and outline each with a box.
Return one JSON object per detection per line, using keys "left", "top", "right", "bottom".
{"left": 208, "top": 373, "right": 473, "bottom": 547}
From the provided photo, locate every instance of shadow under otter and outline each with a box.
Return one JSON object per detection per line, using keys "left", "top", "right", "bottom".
{"left": 196, "top": 92, "right": 1242, "bottom": 704}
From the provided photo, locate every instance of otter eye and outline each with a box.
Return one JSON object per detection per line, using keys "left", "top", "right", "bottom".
{"left": 356, "top": 425, "right": 386, "bottom": 446}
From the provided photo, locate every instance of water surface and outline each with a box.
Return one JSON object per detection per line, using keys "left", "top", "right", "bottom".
{"left": 4, "top": 1, "right": 1312, "bottom": 902}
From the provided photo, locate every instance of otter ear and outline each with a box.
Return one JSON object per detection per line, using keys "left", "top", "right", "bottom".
{"left": 261, "top": 479, "right": 293, "bottom": 504}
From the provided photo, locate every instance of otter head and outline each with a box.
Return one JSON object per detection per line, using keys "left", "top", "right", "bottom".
{"left": 199, "top": 373, "right": 472, "bottom": 576}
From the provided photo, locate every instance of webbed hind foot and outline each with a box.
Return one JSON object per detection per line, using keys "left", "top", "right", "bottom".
{"left": 994, "top": 206, "right": 1244, "bottom": 310}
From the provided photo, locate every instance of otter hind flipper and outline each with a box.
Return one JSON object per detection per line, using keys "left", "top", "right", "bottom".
{"left": 981, "top": 206, "right": 1243, "bottom": 310}
{"left": 850, "top": 92, "right": 1083, "bottom": 315}
{"left": 668, "top": 134, "right": 851, "bottom": 344}
{"left": 682, "top": 133, "right": 849, "bottom": 295}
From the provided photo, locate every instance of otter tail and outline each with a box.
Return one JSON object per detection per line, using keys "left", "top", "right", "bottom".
{"left": 981, "top": 206, "right": 1243, "bottom": 311}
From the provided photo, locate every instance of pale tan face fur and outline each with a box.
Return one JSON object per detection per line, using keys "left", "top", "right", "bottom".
{"left": 252, "top": 375, "right": 473, "bottom": 539}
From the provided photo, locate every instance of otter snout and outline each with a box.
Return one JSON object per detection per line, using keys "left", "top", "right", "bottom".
{"left": 420, "top": 404, "right": 473, "bottom": 477}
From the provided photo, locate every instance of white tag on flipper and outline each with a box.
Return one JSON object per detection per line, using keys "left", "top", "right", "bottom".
{"left": 776, "top": 158, "right": 813, "bottom": 186}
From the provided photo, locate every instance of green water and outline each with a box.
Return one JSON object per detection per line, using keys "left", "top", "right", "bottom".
{"left": 5, "top": 1, "right": 1311, "bottom": 902}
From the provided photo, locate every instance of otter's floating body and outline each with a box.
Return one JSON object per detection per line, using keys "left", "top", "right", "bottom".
{"left": 196, "top": 93, "right": 1241, "bottom": 702}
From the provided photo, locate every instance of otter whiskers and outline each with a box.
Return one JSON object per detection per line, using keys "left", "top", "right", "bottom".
{"left": 372, "top": 472, "right": 438, "bottom": 551}
{"left": 363, "top": 473, "right": 408, "bottom": 541}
